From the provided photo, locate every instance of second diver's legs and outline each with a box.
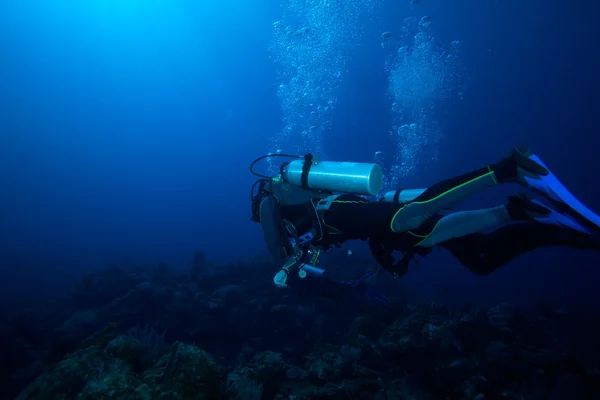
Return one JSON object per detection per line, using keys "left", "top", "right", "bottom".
{"left": 391, "top": 147, "right": 550, "bottom": 233}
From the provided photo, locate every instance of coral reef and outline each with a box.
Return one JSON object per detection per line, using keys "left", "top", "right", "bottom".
{"left": 2, "top": 252, "right": 599, "bottom": 399}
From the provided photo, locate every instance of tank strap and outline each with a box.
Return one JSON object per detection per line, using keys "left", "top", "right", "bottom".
{"left": 315, "top": 194, "right": 342, "bottom": 212}
{"left": 393, "top": 189, "right": 405, "bottom": 203}
{"left": 301, "top": 153, "right": 314, "bottom": 189}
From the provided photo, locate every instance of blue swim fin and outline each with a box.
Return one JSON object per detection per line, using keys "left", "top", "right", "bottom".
{"left": 531, "top": 199, "right": 592, "bottom": 234}
{"left": 524, "top": 154, "right": 600, "bottom": 232}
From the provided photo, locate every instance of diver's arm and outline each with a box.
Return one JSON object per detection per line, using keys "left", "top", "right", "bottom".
{"left": 273, "top": 248, "right": 347, "bottom": 299}
{"left": 273, "top": 255, "right": 304, "bottom": 287}
{"left": 273, "top": 244, "right": 328, "bottom": 287}
{"left": 273, "top": 243, "right": 320, "bottom": 287}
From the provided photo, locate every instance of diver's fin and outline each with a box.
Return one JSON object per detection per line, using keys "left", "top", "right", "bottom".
{"left": 506, "top": 193, "right": 592, "bottom": 234}
{"left": 511, "top": 146, "right": 550, "bottom": 178}
{"left": 530, "top": 199, "right": 592, "bottom": 234}
{"left": 493, "top": 147, "right": 550, "bottom": 184}
{"left": 523, "top": 154, "right": 600, "bottom": 231}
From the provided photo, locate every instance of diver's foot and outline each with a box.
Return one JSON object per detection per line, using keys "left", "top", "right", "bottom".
{"left": 505, "top": 193, "right": 551, "bottom": 221}
{"left": 492, "top": 147, "right": 549, "bottom": 185}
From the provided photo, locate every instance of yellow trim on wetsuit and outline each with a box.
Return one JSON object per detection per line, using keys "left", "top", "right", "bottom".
{"left": 413, "top": 219, "right": 444, "bottom": 246}
{"left": 407, "top": 230, "right": 428, "bottom": 239}
{"left": 332, "top": 199, "right": 369, "bottom": 204}
{"left": 319, "top": 197, "right": 368, "bottom": 235}
{"left": 324, "top": 222, "right": 344, "bottom": 234}
{"left": 488, "top": 165, "right": 498, "bottom": 184}
{"left": 310, "top": 248, "right": 322, "bottom": 264}
{"left": 389, "top": 170, "right": 498, "bottom": 233}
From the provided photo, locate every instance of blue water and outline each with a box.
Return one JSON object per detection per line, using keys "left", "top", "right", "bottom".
{"left": 1, "top": 0, "right": 599, "bottom": 308}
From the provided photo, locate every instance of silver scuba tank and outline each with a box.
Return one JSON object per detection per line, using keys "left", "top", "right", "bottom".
{"left": 382, "top": 188, "right": 426, "bottom": 203}
{"left": 284, "top": 159, "right": 383, "bottom": 196}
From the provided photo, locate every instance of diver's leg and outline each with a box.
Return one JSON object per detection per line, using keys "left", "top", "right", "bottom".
{"left": 415, "top": 194, "right": 551, "bottom": 247}
{"left": 391, "top": 147, "right": 549, "bottom": 232}
{"left": 442, "top": 220, "right": 600, "bottom": 275}
{"left": 390, "top": 166, "right": 498, "bottom": 232}
{"left": 416, "top": 207, "right": 510, "bottom": 247}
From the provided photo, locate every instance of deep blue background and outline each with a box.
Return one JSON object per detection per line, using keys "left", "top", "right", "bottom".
{"left": 1, "top": 0, "right": 599, "bottom": 308}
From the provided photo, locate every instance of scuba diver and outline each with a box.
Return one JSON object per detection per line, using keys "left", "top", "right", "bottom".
{"left": 249, "top": 147, "right": 600, "bottom": 302}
